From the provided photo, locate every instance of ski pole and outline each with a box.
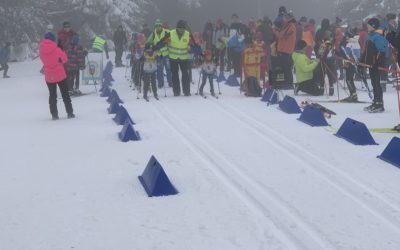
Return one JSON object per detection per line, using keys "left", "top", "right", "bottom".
{"left": 196, "top": 69, "right": 202, "bottom": 95}
{"left": 136, "top": 63, "right": 143, "bottom": 99}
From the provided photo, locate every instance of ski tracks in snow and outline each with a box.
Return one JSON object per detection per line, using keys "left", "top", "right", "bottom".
{"left": 151, "top": 101, "right": 334, "bottom": 250}
{"left": 208, "top": 98, "right": 400, "bottom": 233}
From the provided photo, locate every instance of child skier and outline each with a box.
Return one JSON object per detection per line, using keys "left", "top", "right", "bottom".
{"left": 0, "top": 42, "right": 11, "bottom": 78}
{"left": 141, "top": 43, "right": 158, "bottom": 101}
{"left": 199, "top": 49, "right": 217, "bottom": 96}
{"left": 65, "top": 35, "right": 86, "bottom": 95}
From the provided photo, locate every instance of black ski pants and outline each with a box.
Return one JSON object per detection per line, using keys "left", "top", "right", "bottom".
{"left": 345, "top": 64, "right": 356, "bottom": 95}
{"left": 46, "top": 79, "right": 73, "bottom": 117}
{"left": 0, "top": 62, "right": 9, "bottom": 77}
{"left": 369, "top": 67, "right": 383, "bottom": 103}
{"left": 115, "top": 45, "right": 123, "bottom": 66}
{"left": 143, "top": 72, "right": 157, "bottom": 98}
{"left": 170, "top": 59, "right": 190, "bottom": 96}
{"left": 67, "top": 70, "right": 80, "bottom": 91}
{"left": 200, "top": 73, "right": 215, "bottom": 95}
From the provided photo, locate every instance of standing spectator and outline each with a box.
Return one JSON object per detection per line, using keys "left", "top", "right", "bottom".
{"left": 202, "top": 20, "right": 214, "bottom": 49}
{"left": 39, "top": 32, "right": 75, "bottom": 120}
{"left": 303, "top": 18, "right": 316, "bottom": 58}
{"left": 57, "top": 21, "right": 77, "bottom": 51}
{"left": 333, "top": 17, "right": 345, "bottom": 80}
{"left": 213, "top": 18, "right": 228, "bottom": 72}
{"left": 273, "top": 13, "right": 296, "bottom": 85}
{"left": 0, "top": 42, "right": 11, "bottom": 78}
{"left": 113, "top": 25, "right": 127, "bottom": 67}
{"left": 65, "top": 35, "right": 86, "bottom": 95}
{"left": 361, "top": 18, "right": 388, "bottom": 113}
{"left": 227, "top": 27, "right": 246, "bottom": 77}
{"left": 228, "top": 13, "right": 243, "bottom": 71}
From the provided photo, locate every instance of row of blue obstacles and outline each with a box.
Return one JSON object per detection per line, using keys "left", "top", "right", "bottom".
{"left": 260, "top": 89, "right": 400, "bottom": 168}
{"left": 100, "top": 62, "right": 178, "bottom": 197}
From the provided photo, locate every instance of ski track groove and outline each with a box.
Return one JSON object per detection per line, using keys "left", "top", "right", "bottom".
{"left": 209, "top": 97, "right": 400, "bottom": 234}
{"left": 151, "top": 101, "right": 334, "bottom": 250}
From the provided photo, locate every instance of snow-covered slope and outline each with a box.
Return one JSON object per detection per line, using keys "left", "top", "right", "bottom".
{"left": 1, "top": 57, "right": 400, "bottom": 250}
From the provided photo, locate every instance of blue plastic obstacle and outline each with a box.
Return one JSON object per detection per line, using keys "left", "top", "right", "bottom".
{"left": 107, "top": 89, "right": 124, "bottom": 104}
{"left": 103, "top": 73, "right": 114, "bottom": 83}
{"left": 99, "top": 80, "right": 112, "bottom": 92}
{"left": 335, "top": 118, "right": 378, "bottom": 145}
{"left": 138, "top": 156, "right": 178, "bottom": 197}
{"left": 279, "top": 95, "right": 302, "bottom": 114}
{"left": 261, "top": 89, "right": 278, "bottom": 104}
{"left": 100, "top": 86, "right": 111, "bottom": 97}
{"left": 107, "top": 101, "right": 121, "bottom": 114}
{"left": 225, "top": 74, "right": 240, "bottom": 86}
{"left": 119, "top": 121, "right": 141, "bottom": 142}
{"left": 217, "top": 71, "right": 226, "bottom": 83}
{"left": 113, "top": 106, "right": 135, "bottom": 125}
{"left": 298, "top": 105, "right": 329, "bottom": 127}
{"left": 378, "top": 137, "right": 400, "bottom": 168}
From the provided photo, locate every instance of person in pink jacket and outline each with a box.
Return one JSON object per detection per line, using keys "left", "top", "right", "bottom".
{"left": 39, "top": 32, "right": 75, "bottom": 120}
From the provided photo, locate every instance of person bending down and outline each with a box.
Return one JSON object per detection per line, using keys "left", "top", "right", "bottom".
{"left": 292, "top": 40, "right": 323, "bottom": 96}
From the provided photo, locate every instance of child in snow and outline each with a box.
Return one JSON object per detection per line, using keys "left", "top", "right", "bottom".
{"left": 65, "top": 35, "right": 86, "bottom": 95}
{"left": 39, "top": 32, "right": 75, "bottom": 120}
{"left": 140, "top": 43, "right": 158, "bottom": 101}
{"left": 0, "top": 41, "right": 11, "bottom": 78}
{"left": 199, "top": 49, "right": 217, "bottom": 96}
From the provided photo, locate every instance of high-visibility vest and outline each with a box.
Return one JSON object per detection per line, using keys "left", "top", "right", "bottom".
{"left": 168, "top": 30, "right": 190, "bottom": 60}
{"left": 152, "top": 29, "right": 169, "bottom": 56}
{"left": 92, "top": 36, "right": 106, "bottom": 51}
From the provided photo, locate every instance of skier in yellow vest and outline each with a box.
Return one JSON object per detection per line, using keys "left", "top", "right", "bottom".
{"left": 156, "top": 20, "right": 197, "bottom": 96}
{"left": 148, "top": 19, "right": 172, "bottom": 88}
{"left": 91, "top": 35, "right": 109, "bottom": 60}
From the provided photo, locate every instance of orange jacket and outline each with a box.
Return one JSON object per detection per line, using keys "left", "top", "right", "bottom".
{"left": 274, "top": 21, "right": 296, "bottom": 54}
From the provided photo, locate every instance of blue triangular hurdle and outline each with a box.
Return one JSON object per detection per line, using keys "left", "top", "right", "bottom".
{"left": 100, "top": 86, "right": 111, "bottom": 97}
{"left": 378, "top": 137, "right": 400, "bottom": 168}
{"left": 335, "top": 118, "right": 378, "bottom": 145}
{"left": 217, "top": 71, "right": 226, "bottom": 82}
{"left": 261, "top": 89, "right": 278, "bottom": 105}
{"left": 225, "top": 74, "right": 240, "bottom": 86}
{"left": 107, "top": 101, "right": 121, "bottom": 114}
{"left": 298, "top": 105, "right": 329, "bottom": 127}
{"left": 113, "top": 106, "right": 135, "bottom": 125}
{"left": 279, "top": 95, "right": 302, "bottom": 114}
{"left": 107, "top": 89, "right": 123, "bottom": 104}
{"left": 138, "top": 156, "right": 178, "bottom": 197}
{"left": 119, "top": 121, "right": 141, "bottom": 142}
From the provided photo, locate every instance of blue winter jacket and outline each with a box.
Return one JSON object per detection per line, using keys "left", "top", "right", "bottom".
{"left": 227, "top": 35, "right": 245, "bottom": 53}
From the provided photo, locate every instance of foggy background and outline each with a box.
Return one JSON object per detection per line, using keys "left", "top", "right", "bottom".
{"left": 146, "top": 0, "right": 337, "bottom": 30}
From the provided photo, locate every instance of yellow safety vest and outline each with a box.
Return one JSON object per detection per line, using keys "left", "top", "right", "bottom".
{"left": 92, "top": 36, "right": 106, "bottom": 51}
{"left": 168, "top": 30, "right": 190, "bottom": 60}
{"left": 152, "top": 29, "right": 169, "bottom": 56}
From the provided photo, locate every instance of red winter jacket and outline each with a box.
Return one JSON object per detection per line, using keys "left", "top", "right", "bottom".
{"left": 39, "top": 39, "right": 68, "bottom": 83}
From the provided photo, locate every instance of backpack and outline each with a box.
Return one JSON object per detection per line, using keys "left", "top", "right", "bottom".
{"left": 244, "top": 77, "right": 262, "bottom": 97}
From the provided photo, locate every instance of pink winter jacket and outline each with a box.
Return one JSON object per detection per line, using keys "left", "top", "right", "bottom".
{"left": 39, "top": 39, "right": 68, "bottom": 83}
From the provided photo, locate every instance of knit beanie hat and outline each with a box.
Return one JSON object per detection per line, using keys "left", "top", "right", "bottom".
{"left": 295, "top": 39, "right": 307, "bottom": 50}
{"left": 176, "top": 20, "right": 186, "bottom": 29}
{"left": 155, "top": 19, "right": 162, "bottom": 26}
{"left": 44, "top": 32, "right": 56, "bottom": 42}
{"left": 368, "top": 18, "right": 380, "bottom": 30}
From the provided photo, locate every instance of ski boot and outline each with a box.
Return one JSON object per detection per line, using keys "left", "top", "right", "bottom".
{"left": 52, "top": 114, "right": 59, "bottom": 120}
{"left": 67, "top": 113, "right": 75, "bottom": 119}
{"left": 368, "top": 102, "right": 385, "bottom": 113}
{"left": 340, "top": 93, "right": 358, "bottom": 103}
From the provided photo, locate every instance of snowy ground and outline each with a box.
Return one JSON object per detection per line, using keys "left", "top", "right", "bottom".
{"left": 1, "top": 57, "right": 400, "bottom": 250}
